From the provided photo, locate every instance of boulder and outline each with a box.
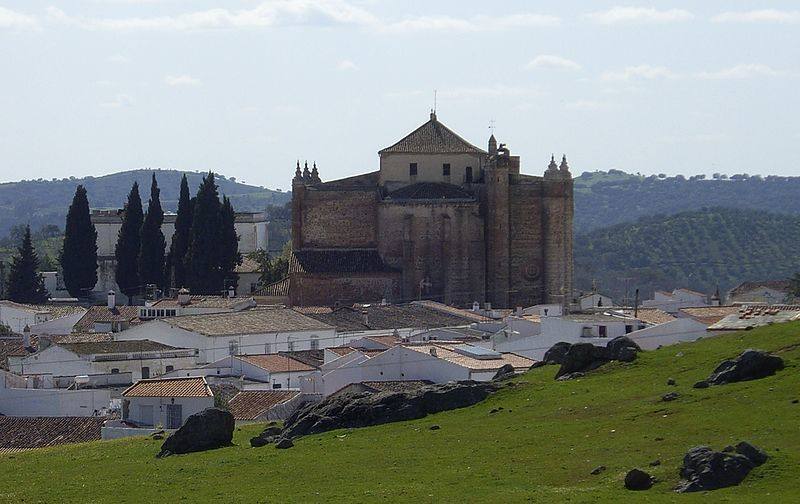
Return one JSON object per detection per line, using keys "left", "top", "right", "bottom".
{"left": 157, "top": 408, "right": 234, "bottom": 457}
{"left": 661, "top": 392, "right": 680, "bottom": 402}
{"left": 250, "top": 425, "right": 282, "bottom": 447}
{"left": 624, "top": 468, "right": 654, "bottom": 490}
{"left": 676, "top": 443, "right": 768, "bottom": 492}
{"left": 281, "top": 381, "right": 498, "bottom": 439}
{"left": 693, "top": 380, "right": 709, "bottom": 389}
{"left": 705, "top": 350, "right": 784, "bottom": 385}
{"left": 542, "top": 342, "right": 572, "bottom": 365}
{"left": 590, "top": 465, "right": 606, "bottom": 475}
{"left": 429, "top": 425, "right": 440, "bottom": 431}
{"left": 275, "top": 438, "right": 294, "bottom": 449}
{"left": 606, "top": 336, "right": 641, "bottom": 362}
{"left": 553, "top": 338, "right": 640, "bottom": 379}
{"left": 667, "top": 378, "right": 676, "bottom": 386}
{"left": 491, "top": 364, "right": 516, "bottom": 381}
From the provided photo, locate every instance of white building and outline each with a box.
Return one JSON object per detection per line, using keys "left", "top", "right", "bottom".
{"left": 727, "top": 280, "right": 792, "bottom": 305}
{"left": 227, "top": 390, "right": 305, "bottom": 423}
{"left": 13, "top": 340, "right": 197, "bottom": 382}
{"left": 121, "top": 376, "right": 214, "bottom": 429}
{"left": 169, "top": 353, "right": 318, "bottom": 390}
{"left": 114, "top": 307, "right": 337, "bottom": 364}
{"left": 625, "top": 317, "right": 709, "bottom": 350}
{"left": 0, "top": 369, "right": 110, "bottom": 417}
{"left": 0, "top": 301, "right": 86, "bottom": 335}
{"left": 91, "top": 209, "right": 268, "bottom": 300}
{"left": 642, "top": 288, "right": 708, "bottom": 313}
{"left": 578, "top": 293, "right": 614, "bottom": 311}
{"left": 138, "top": 290, "right": 257, "bottom": 320}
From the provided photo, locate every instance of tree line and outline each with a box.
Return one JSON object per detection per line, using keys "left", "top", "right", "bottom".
{"left": 3, "top": 172, "right": 241, "bottom": 303}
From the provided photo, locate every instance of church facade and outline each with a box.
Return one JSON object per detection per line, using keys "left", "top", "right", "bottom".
{"left": 284, "top": 113, "right": 573, "bottom": 309}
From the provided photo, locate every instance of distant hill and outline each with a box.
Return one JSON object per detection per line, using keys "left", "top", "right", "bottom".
{"left": 574, "top": 171, "right": 800, "bottom": 233}
{"left": 0, "top": 170, "right": 291, "bottom": 237}
{"left": 574, "top": 207, "right": 800, "bottom": 301}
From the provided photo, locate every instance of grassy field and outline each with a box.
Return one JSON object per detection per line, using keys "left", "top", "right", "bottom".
{"left": 1, "top": 323, "right": 798, "bottom": 503}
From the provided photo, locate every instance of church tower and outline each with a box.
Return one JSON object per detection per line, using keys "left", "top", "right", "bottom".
{"left": 542, "top": 155, "right": 573, "bottom": 308}
{"left": 485, "top": 141, "right": 511, "bottom": 308}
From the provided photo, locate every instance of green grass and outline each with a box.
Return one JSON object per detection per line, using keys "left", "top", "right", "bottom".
{"left": 2, "top": 323, "right": 799, "bottom": 503}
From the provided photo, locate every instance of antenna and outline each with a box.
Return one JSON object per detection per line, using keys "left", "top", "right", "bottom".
{"left": 488, "top": 119, "right": 496, "bottom": 135}
{"left": 433, "top": 89, "right": 437, "bottom": 113}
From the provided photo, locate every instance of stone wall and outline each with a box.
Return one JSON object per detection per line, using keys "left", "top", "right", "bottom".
{"left": 289, "top": 273, "right": 401, "bottom": 307}
{"left": 298, "top": 189, "right": 379, "bottom": 248}
{"left": 508, "top": 180, "right": 546, "bottom": 308}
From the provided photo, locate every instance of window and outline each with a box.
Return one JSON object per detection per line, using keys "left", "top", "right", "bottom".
{"left": 110, "top": 368, "right": 119, "bottom": 374}
{"left": 141, "top": 366, "right": 150, "bottom": 379}
{"left": 442, "top": 163, "right": 451, "bottom": 176}
{"left": 229, "top": 340, "right": 239, "bottom": 356}
{"left": 165, "top": 365, "right": 174, "bottom": 373}
{"left": 273, "top": 383, "right": 282, "bottom": 389}
{"left": 598, "top": 326, "right": 607, "bottom": 338}
{"left": 310, "top": 336, "right": 319, "bottom": 351}
{"left": 625, "top": 325, "right": 633, "bottom": 334}
{"left": 409, "top": 163, "right": 418, "bottom": 176}
{"left": 465, "top": 166, "right": 473, "bottom": 183}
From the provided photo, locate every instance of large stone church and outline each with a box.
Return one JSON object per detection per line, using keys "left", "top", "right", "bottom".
{"left": 282, "top": 112, "right": 573, "bottom": 309}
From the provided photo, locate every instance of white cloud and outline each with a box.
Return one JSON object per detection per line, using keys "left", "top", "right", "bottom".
{"left": 164, "top": 74, "right": 202, "bottom": 86}
{"left": 439, "top": 85, "right": 540, "bottom": 99}
{"left": 383, "top": 13, "right": 560, "bottom": 33}
{"left": 337, "top": 59, "right": 358, "bottom": 71}
{"left": 586, "top": 6, "right": 693, "bottom": 25}
{"left": 0, "top": 6, "right": 39, "bottom": 30}
{"left": 100, "top": 94, "right": 133, "bottom": 108}
{"left": 712, "top": 10, "right": 800, "bottom": 24}
{"left": 601, "top": 65, "right": 678, "bottom": 82}
{"left": 526, "top": 55, "right": 581, "bottom": 71}
{"left": 564, "top": 100, "right": 611, "bottom": 111}
{"left": 108, "top": 54, "right": 129, "bottom": 64}
{"left": 696, "top": 64, "right": 782, "bottom": 80}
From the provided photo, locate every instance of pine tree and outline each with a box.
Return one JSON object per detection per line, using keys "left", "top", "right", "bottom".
{"left": 168, "top": 174, "right": 193, "bottom": 288}
{"left": 187, "top": 173, "right": 223, "bottom": 294}
{"left": 219, "top": 195, "right": 242, "bottom": 291}
{"left": 6, "top": 225, "right": 49, "bottom": 304}
{"left": 138, "top": 174, "right": 166, "bottom": 293}
{"left": 115, "top": 182, "right": 144, "bottom": 300}
{"left": 59, "top": 185, "right": 98, "bottom": 298}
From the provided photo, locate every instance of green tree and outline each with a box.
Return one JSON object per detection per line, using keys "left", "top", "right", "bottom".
{"left": 138, "top": 174, "right": 167, "bottom": 294}
{"left": 59, "top": 185, "right": 97, "bottom": 298}
{"left": 115, "top": 182, "right": 144, "bottom": 300}
{"left": 6, "top": 225, "right": 49, "bottom": 304}
{"left": 219, "top": 195, "right": 241, "bottom": 291}
{"left": 167, "top": 174, "right": 193, "bottom": 289}
{"left": 187, "top": 173, "right": 223, "bottom": 294}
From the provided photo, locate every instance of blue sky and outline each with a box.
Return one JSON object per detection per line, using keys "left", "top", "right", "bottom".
{"left": 0, "top": 1, "right": 798, "bottom": 190}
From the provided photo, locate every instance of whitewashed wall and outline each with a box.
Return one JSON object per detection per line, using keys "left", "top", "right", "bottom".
{"left": 124, "top": 396, "right": 213, "bottom": 427}
{"left": 0, "top": 386, "right": 110, "bottom": 417}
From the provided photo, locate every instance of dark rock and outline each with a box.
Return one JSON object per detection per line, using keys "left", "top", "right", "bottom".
{"left": 554, "top": 337, "right": 640, "bottom": 379}
{"left": 249, "top": 425, "right": 283, "bottom": 448}
{"left": 429, "top": 425, "right": 440, "bottom": 431}
{"left": 735, "top": 441, "right": 768, "bottom": 466}
{"left": 556, "top": 372, "right": 585, "bottom": 381}
{"left": 722, "top": 445, "right": 735, "bottom": 453}
{"left": 275, "top": 438, "right": 294, "bottom": 449}
{"left": 661, "top": 392, "right": 680, "bottom": 402}
{"left": 157, "top": 408, "right": 234, "bottom": 457}
{"left": 676, "top": 444, "right": 766, "bottom": 492}
{"left": 792, "top": 399, "right": 799, "bottom": 404}
{"left": 606, "top": 336, "right": 641, "bottom": 362}
{"left": 489, "top": 407, "right": 504, "bottom": 414}
{"left": 667, "top": 378, "right": 676, "bottom": 386}
{"left": 654, "top": 437, "right": 664, "bottom": 441}
{"left": 693, "top": 380, "right": 709, "bottom": 389}
{"left": 649, "top": 460, "right": 661, "bottom": 467}
{"left": 705, "top": 349, "right": 784, "bottom": 386}
{"left": 590, "top": 465, "right": 606, "bottom": 475}
{"left": 542, "top": 342, "right": 573, "bottom": 365}
{"left": 281, "top": 380, "right": 498, "bottom": 439}
{"left": 151, "top": 434, "right": 164, "bottom": 440}
{"left": 492, "top": 364, "right": 516, "bottom": 381}
{"left": 624, "top": 468, "right": 654, "bottom": 490}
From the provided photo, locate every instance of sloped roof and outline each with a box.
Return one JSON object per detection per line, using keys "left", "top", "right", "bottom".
{"left": 617, "top": 308, "right": 675, "bottom": 326}
{"left": 314, "top": 171, "right": 380, "bottom": 191}
{"left": 163, "top": 307, "right": 332, "bottom": 336}
{"left": 58, "top": 340, "right": 178, "bottom": 355}
{"left": 304, "top": 303, "right": 474, "bottom": 332}
{"left": 227, "top": 390, "right": 300, "bottom": 420}
{"left": 234, "top": 256, "right": 262, "bottom": 274}
{"left": 236, "top": 354, "right": 317, "bottom": 373}
{"left": 679, "top": 306, "right": 741, "bottom": 325}
{"left": 255, "top": 277, "right": 290, "bottom": 297}
{"left": 405, "top": 343, "right": 534, "bottom": 371}
{"left": 729, "top": 280, "right": 791, "bottom": 297}
{"left": 385, "top": 182, "right": 475, "bottom": 201}
{"left": 379, "top": 113, "right": 486, "bottom": 155}
{"left": 73, "top": 306, "right": 140, "bottom": 332}
{"left": 150, "top": 295, "right": 255, "bottom": 309}
{"left": 0, "top": 416, "right": 105, "bottom": 451}
{"left": 0, "top": 301, "right": 86, "bottom": 319}
{"left": 290, "top": 249, "right": 399, "bottom": 275}
{"left": 122, "top": 376, "right": 212, "bottom": 398}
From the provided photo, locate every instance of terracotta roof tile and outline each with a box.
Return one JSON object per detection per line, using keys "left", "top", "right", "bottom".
{"left": 122, "top": 376, "right": 212, "bottom": 398}
{"left": 290, "top": 249, "right": 399, "bottom": 274}
{"left": 379, "top": 114, "right": 486, "bottom": 155}
{"left": 58, "top": 340, "right": 179, "bottom": 355}
{"left": 227, "top": 390, "right": 299, "bottom": 420}
{"left": 236, "top": 354, "right": 316, "bottom": 373}
{"left": 386, "top": 182, "right": 475, "bottom": 201}
{"left": 150, "top": 295, "right": 256, "bottom": 309}
{"left": 72, "top": 306, "right": 140, "bottom": 332}
{"left": 0, "top": 416, "right": 105, "bottom": 451}
{"left": 162, "top": 307, "right": 332, "bottom": 336}
{"left": 304, "top": 303, "right": 473, "bottom": 332}
{"left": 679, "top": 306, "right": 741, "bottom": 325}
{"left": 406, "top": 343, "right": 534, "bottom": 371}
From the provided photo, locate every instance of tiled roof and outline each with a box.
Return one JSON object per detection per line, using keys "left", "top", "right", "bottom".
{"left": 0, "top": 301, "right": 86, "bottom": 319}
{"left": 236, "top": 354, "right": 316, "bottom": 373}
{"left": 234, "top": 256, "right": 262, "bottom": 274}
{"left": 729, "top": 280, "right": 791, "bottom": 297}
{"left": 150, "top": 295, "right": 255, "bottom": 309}
{"left": 254, "top": 277, "right": 289, "bottom": 297}
{"left": 406, "top": 343, "right": 534, "bottom": 371}
{"left": 290, "top": 249, "right": 399, "bottom": 274}
{"left": 617, "top": 308, "right": 675, "bottom": 326}
{"left": 679, "top": 306, "right": 741, "bottom": 325}
{"left": 385, "top": 182, "right": 475, "bottom": 201}
{"left": 413, "top": 300, "right": 491, "bottom": 323}
{"left": 326, "top": 346, "right": 386, "bottom": 358}
{"left": 304, "top": 303, "right": 474, "bottom": 332}
{"left": 315, "top": 171, "right": 380, "bottom": 191}
{"left": 73, "top": 306, "right": 141, "bottom": 332}
{"left": 163, "top": 307, "right": 332, "bottom": 336}
{"left": 0, "top": 416, "right": 105, "bottom": 451}
{"left": 365, "top": 335, "right": 401, "bottom": 347}
{"left": 58, "top": 340, "right": 178, "bottom": 355}
{"left": 49, "top": 332, "right": 113, "bottom": 344}
{"left": 227, "top": 390, "right": 300, "bottom": 420}
{"left": 122, "top": 376, "right": 212, "bottom": 398}
{"left": 379, "top": 114, "right": 486, "bottom": 155}
{"left": 0, "top": 337, "right": 36, "bottom": 369}
{"left": 278, "top": 349, "right": 324, "bottom": 368}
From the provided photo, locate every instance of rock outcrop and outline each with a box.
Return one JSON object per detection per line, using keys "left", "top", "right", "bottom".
{"left": 704, "top": 349, "right": 784, "bottom": 386}
{"left": 552, "top": 336, "right": 641, "bottom": 379}
{"left": 157, "top": 408, "right": 234, "bottom": 457}
{"left": 266, "top": 381, "right": 498, "bottom": 440}
{"left": 624, "top": 468, "right": 654, "bottom": 490}
{"left": 676, "top": 442, "right": 768, "bottom": 492}
{"left": 250, "top": 425, "right": 282, "bottom": 447}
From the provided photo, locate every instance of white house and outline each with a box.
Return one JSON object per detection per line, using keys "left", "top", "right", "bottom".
{"left": 625, "top": 317, "right": 710, "bottom": 350}
{"left": 578, "top": 293, "right": 614, "bottom": 311}
{"left": 121, "top": 376, "right": 215, "bottom": 429}
{"left": 168, "top": 353, "right": 318, "bottom": 390}
{"left": 114, "top": 307, "right": 337, "bottom": 364}
{"left": 0, "top": 369, "right": 110, "bottom": 417}
{"left": 642, "top": 288, "right": 708, "bottom": 313}
{"left": 13, "top": 340, "right": 197, "bottom": 382}
{"left": 138, "top": 289, "right": 258, "bottom": 321}
{"left": 727, "top": 280, "right": 792, "bottom": 305}
{"left": 0, "top": 301, "right": 86, "bottom": 335}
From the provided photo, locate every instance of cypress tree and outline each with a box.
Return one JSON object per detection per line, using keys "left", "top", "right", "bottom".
{"left": 168, "top": 174, "right": 193, "bottom": 288}
{"left": 187, "top": 173, "right": 222, "bottom": 294}
{"left": 219, "top": 195, "right": 241, "bottom": 291}
{"left": 138, "top": 174, "right": 166, "bottom": 293}
{"left": 60, "top": 185, "right": 98, "bottom": 298}
{"left": 115, "top": 182, "right": 144, "bottom": 300}
{"left": 6, "top": 225, "right": 49, "bottom": 304}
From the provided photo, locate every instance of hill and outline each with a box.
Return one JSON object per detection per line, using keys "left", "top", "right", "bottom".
{"left": 1, "top": 323, "right": 798, "bottom": 502}
{"left": 574, "top": 171, "right": 800, "bottom": 233}
{"left": 0, "top": 170, "right": 291, "bottom": 237}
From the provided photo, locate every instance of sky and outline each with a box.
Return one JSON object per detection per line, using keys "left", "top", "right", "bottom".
{"left": 0, "top": 1, "right": 798, "bottom": 191}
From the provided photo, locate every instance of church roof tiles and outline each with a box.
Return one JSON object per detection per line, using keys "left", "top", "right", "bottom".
{"left": 385, "top": 182, "right": 475, "bottom": 201}
{"left": 290, "top": 249, "right": 399, "bottom": 275}
{"left": 379, "top": 113, "right": 486, "bottom": 155}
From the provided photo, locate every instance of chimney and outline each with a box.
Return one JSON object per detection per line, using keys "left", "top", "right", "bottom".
{"left": 429, "top": 347, "right": 438, "bottom": 357}
{"left": 484, "top": 302, "right": 492, "bottom": 311}
{"left": 472, "top": 301, "right": 480, "bottom": 312}
{"left": 177, "top": 288, "right": 191, "bottom": 306}
{"left": 515, "top": 306, "right": 523, "bottom": 317}
{"left": 228, "top": 285, "right": 236, "bottom": 299}
{"left": 362, "top": 310, "right": 369, "bottom": 327}
{"left": 22, "top": 325, "right": 31, "bottom": 348}
{"left": 107, "top": 290, "right": 116, "bottom": 309}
